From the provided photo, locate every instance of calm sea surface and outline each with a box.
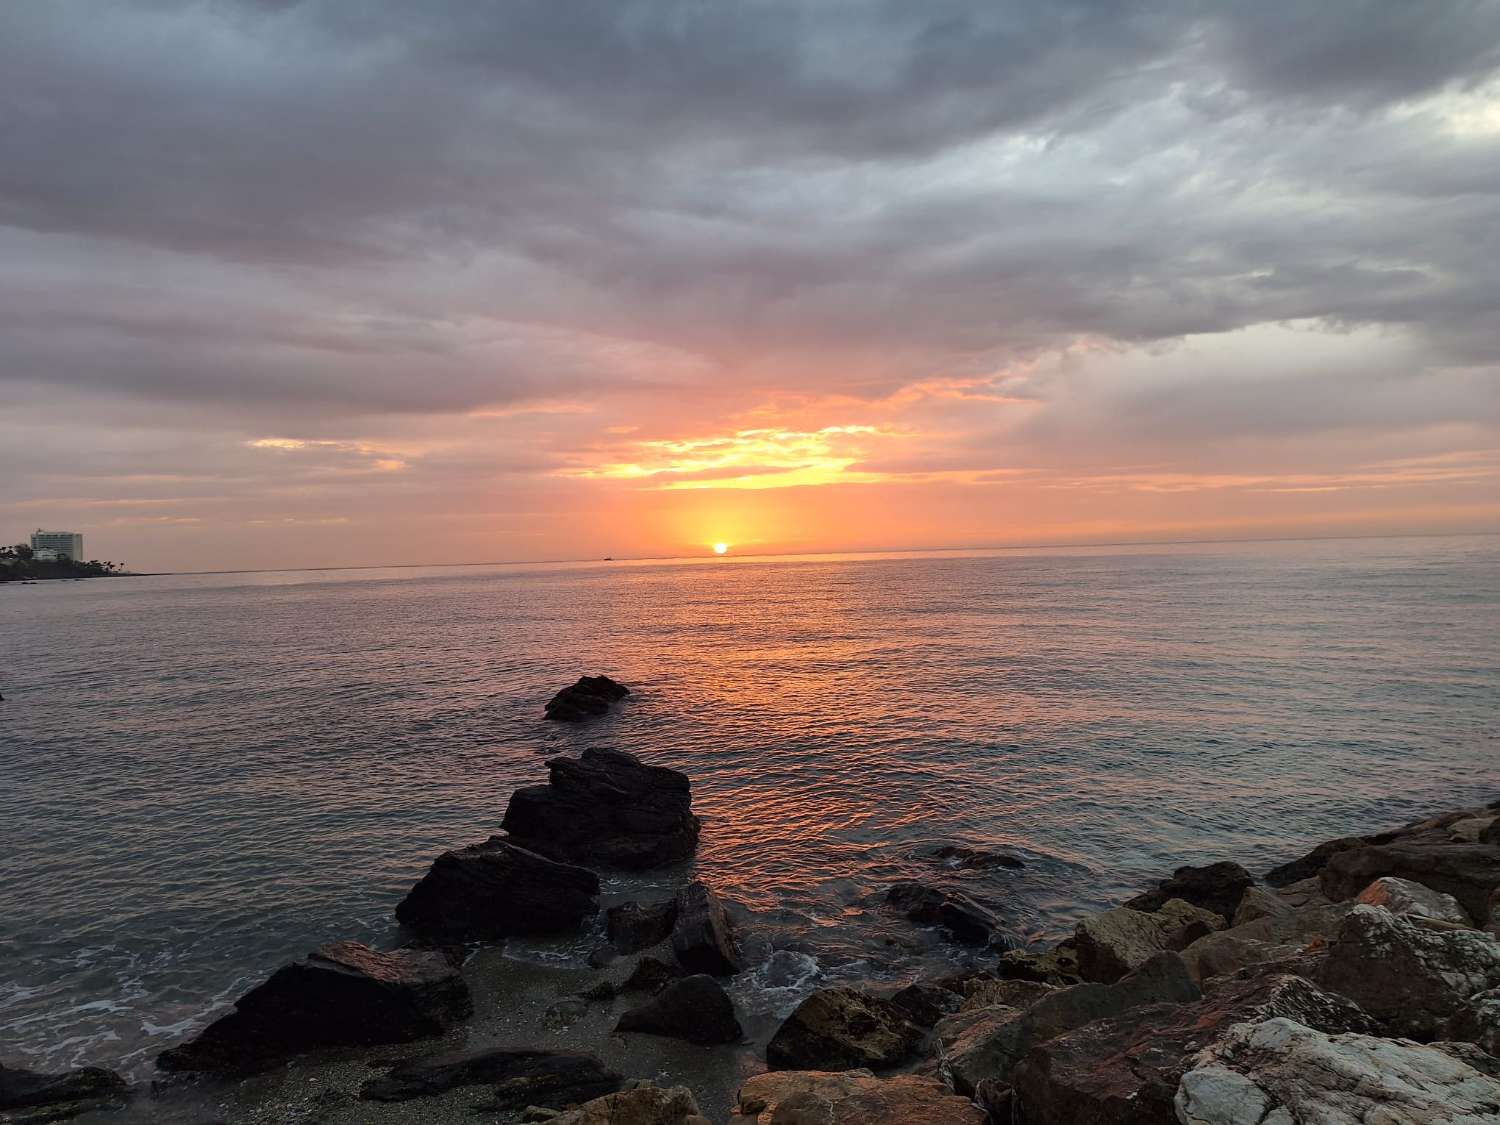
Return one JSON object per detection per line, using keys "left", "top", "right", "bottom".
{"left": 2, "top": 536, "right": 1498, "bottom": 1078}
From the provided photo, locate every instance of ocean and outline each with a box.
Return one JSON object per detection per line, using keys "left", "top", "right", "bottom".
{"left": 2, "top": 535, "right": 1497, "bottom": 1090}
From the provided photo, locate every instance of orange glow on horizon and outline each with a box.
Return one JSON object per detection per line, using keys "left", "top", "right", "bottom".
{"left": 713, "top": 542, "right": 729, "bottom": 555}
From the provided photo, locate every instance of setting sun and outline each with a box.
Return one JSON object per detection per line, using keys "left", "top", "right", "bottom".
{"left": 712, "top": 542, "right": 729, "bottom": 555}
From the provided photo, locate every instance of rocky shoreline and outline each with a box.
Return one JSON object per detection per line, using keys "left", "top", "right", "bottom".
{"left": 5, "top": 677, "right": 1499, "bottom": 1124}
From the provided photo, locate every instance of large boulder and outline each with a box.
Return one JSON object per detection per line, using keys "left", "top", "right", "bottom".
{"left": 765, "top": 988, "right": 924, "bottom": 1071}
{"left": 934, "top": 951, "right": 1200, "bottom": 1095}
{"left": 1319, "top": 842, "right": 1500, "bottom": 925}
{"left": 1123, "top": 861, "right": 1255, "bottom": 922}
{"left": 547, "top": 1083, "right": 711, "bottom": 1125}
{"left": 502, "top": 749, "right": 701, "bottom": 869}
{"left": 614, "top": 974, "right": 743, "bottom": 1045}
{"left": 1175, "top": 1017, "right": 1500, "bottom": 1124}
{"left": 1009, "top": 972, "right": 1376, "bottom": 1124}
{"left": 670, "top": 881, "right": 741, "bottom": 975}
{"left": 544, "top": 674, "right": 630, "bottom": 722}
{"left": 1318, "top": 903, "right": 1500, "bottom": 1040}
{"left": 884, "top": 882, "right": 1004, "bottom": 946}
{"left": 1447, "top": 987, "right": 1500, "bottom": 1056}
{"left": 607, "top": 898, "right": 679, "bottom": 953}
{"left": 620, "top": 955, "right": 687, "bottom": 995}
{"left": 1231, "top": 886, "right": 1296, "bottom": 926}
{"left": 730, "top": 1069, "right": 984, "bottom": 1124}
{"left": 1355, "top": 875, "right": 1471, "bottom": 924}
{"left": 959, "top": 978, "right": 1055, "bottom": 1012}
{"left": 395, "top": 837, "right": 599, "bottom": 940}
{"left": 157, "top": 942, "right": 471, "bottom": 1074}
{"left": 889, "top": 981, "right": 964, "bottom": 1028}
{"left": 996, "top": 942, "right": 1082, "bottom": 986}
{"left": 359, "top": 1048, "right": 621, "bottom": 1105}
{"left": 1074, "top": 899, "right": 1223, "bottom": 982}
{"left": 1179, "top": 902, "right": 1353, "bottom": 985}
{"left": 0, "top": 1062, "right": 128, "bottom": 1122}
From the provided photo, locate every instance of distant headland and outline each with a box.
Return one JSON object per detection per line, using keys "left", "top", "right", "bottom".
{"left": 0, "top": 543, "right": 130, "bottom": 583}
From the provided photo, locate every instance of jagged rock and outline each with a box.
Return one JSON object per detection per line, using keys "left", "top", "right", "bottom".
{"left": 1265, "top": 836, "right": 1367, "bottom": 887}
{"left": 1320, "top": 842, "right": 1500, "bottom": 924}
{"left": 607, "top": 898, "right": 679, "bottom": 953}
{"left": 934, "top": 951, "right": 1199, "bottom": 1095}
{"left": 1179, "top": 902, "right": 1353, "bottom": 985}
{"left": 157, "top": 942, "right": 471, "bottom": 1074}
{"left": 1074, "top": 899, "right": 1223, "bottom": 982}
{"left": 1123, "top": 861, "right": 1255, "bottom": 922}
{"left": 670, "top": 881, "right": 740, "bottom": 975}
{"left": 918, "top": 844, "right": 1025, "bottom": 870}
{"left": 1175, "top": 1017, "right": 1500, "bottom": 1124}
{"left": 547, "top": 1084, "right": 711, "bottom": 1125}
{"left": 996, "top": 943, "right": 1082, "bottom": 985}
{"left": 395, "top": 837, "right": 599, "bottom": 940}
{"left": 502, "top": 749, "right": 701, "bottom": 869}
{"left": 884, "top": 881, "right": 1004, "bottom": 946}
{"left": 1009, "top": 972, "right": 1376, "bottom": 1124}
{"left": 0, "top": 1062, "right": 128, "bottom": 1121}
{"left": 614, "top": 974, "right": 743, "bottom": 1044}
{"left": 890, "top": 981, "right": 964, "bottom": 1028}
{"left": 620, "top": 956, "right": 686, "bottom": 994}
{"left": 1231, "top": 886, "right": 1295, "bottom": 926}
{"left": 1355, "top": 875, "right": 1472, "bottom": 924}
{"left": 360, "top": 1049, "right": 622, "bottom": 1105}
{"left": 1446, "top": 987, "right": 1500, "bottom": 1056}
{"left": 544, "top": 675, "right": 630, "bottom": 722}
{"left": 1319, "top": 904, "right": 1500, "bottom": 1040}
{"left": 765, "top": 988, "right": 924, "bottom": 1071}
{"left": 960, "top": 978, "right": 1055, "bottom": 1012}
{"left": 729, "top": 1069, "right": 984, "bottom": 1123}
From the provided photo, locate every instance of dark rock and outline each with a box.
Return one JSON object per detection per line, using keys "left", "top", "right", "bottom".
{"left": 1319, "top": 842, "right": 1500, "bottom": 925}
{"left": 996, "top": 943, "right": 1082, "bottom": 986}
{"left": 890, "top": 981, "right": 964, "bottom": 1028}
{"left": 1074, "top": 900, "right": 1224, "bottom": 983}
{"left": 765, "top": 987, "right": 924, "bottom": 1071}
{"left": 157, "top": 942, "right": 472, "bottom": 1074}
{"left": 361, "top": 1048, "right": 622, "bottom": 1106}
{"left": 587, "top": 946, "right": 618, "bottom": 969}
{"left": 920, "top": 844, "right": 1025, "bottom": 870}
{"left": 614, "top": 974, "right": 743, "bottom": 1045}
{"left": 884, "top": 881, "right": 1004, "bottom": 946}
{"left": 0, "top": 1062, "right": 128, "bottom": 1121}
{"left": 395, "top": 837, "right": 599, "bottom": 940}
{"left": 1264, "top": 836, "right": 1367, "bottom": 887}
{"left": 973, "top": 1078, "right": 1013, "bottom": 1121}
{"left": 960, "top": 978, "right": 1056, "bottom": 1012}
{"left": 502, "top": 748, "right": 701, "bottom": 870}
{"left": 607, "top": 898, "right": 679, "bottom": 953}
{"left": 670, "top": 882, "right": 740, "bottom": 975}
{"left": 579, "top": 980, "right": 616, "bottom": 1003}
{"left": 1123, "top": 861, "right": 1254, "bottom": 922}
{"left": 543, "top": 675, "right": 630, "bottom": 722}
{"left": 620, "top": 956, "right": 687, "bottom": 995}
{"left": 1010, "top": 972, "right": 1377, "bottom": 1124}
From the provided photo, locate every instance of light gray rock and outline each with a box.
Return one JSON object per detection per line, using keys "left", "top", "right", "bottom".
{"left": 1449, "top": 816, "right": 1497, "bottom": 843}
{"left": 1175, "top": 1017, "right": 1500, "bottom": 1125}
{"left": 1356, "top": 876, "right": 1472, "bottom": 925}
{"left": 1075, "top": 899, "right": 1223, "bottom": 983}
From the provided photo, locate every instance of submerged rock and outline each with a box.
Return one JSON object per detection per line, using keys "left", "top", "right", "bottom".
{"left": 607, "top": 898, "right": 679, "bottom": 953}
{"left": 1124, "top": 860, "right": 1255, "bottom": 923}
{"left": 1074, "top": 899, "right": 1223, "bottom": 982}
{"left": 670, "top": 881, "right": 741, "bottom": 975}
{"left": 0, "top": 1062, "right": 128, "bottom": 1122}
{"left": 360, "top": 1048, "right": 622, "bottom": 1106}
{"left": 765, "top": 988, "right": 924, "bottom": 1071}
{"left": 502, "top": 748, "right": 701, "bottom": 869}
{"left": 157, "top": 942, "right": 471, "bottom": 1074}
{"left": 918, "top": 844, "right": 1025, "bottom": 870}
{"left": 544, "top": 675, "right": 631, "bottom": 722}
{"left": 614, "top": 974, "right": 743, "bottom": 1045}
{"left": 884, "top": 881, "right": 1004, "bottom": 945}
{"left": 730, "top": 1069, "right": 984, "bottom": 1124}
{"left": 395, "top": 837, "right": 600, "bottom": 940}
{"left": 1175, "top": 1017, "right": 1500, "bottom": 1125}
{"left": 547, "top": 1083, "right": 711, "bottom": 1125}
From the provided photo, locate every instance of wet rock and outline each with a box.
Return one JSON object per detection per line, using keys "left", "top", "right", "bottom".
{"left": 544, "top": 675, "right": 630, "bottom": 722}
{"left": 1355, "top": 875, "right": 1472, "bottom": 924}
{"left": 1175, "top": 1017, "right": 1500, "bottom": 1125}
{"left": 884, "top": 881, "right": 1003, "bottom": 946}
{"left": 1319, "top": 903, "right": 1500, "bottom": 1040}
{"left": 889, "top": 981, "right": 963, "bottom": 1028}
{"left": 730, "top": 1069, "right": 985, "bottom": 1124}
{"left": 1319, "top": 842, "right": 1500, "bottom": 924}
{"left": 1123, "top": 860, "right": 1255, "bottom": 922}
{"left": 1179, "top": 902, "right": 1353, "bottom": 985}
{"left": 607, "top": 898, "right": 679, "bottom": 953}
{"left": 995, "top": 942, "right": 1082, "bottom": 986}
{"left": 360, "top": 1048, "right": 622, "bottom": 1106}
{"left": 919, "top": 844, "right": 1025, "bottom": 870}
{"left": 1231, "top": 885, "right": 1296, "bottom": 926}
{"left": 395, "top": 837, "right": 599, "bottom": 940}
{"left": 620, "top": 956, "right": 687, "bottom": 994}
{"left": 670, "top": 881, "right": 740, "bottom": 975}
{"left": 1074, "top": 898, "right": 1223, "bottom": 982}
{"left": 0, "top": 1062, "right": 128, "bottom": 1122}
{"left": 547, "top": 1083, "right": 711, "bottom": 1125}
{"left": 614, "top": 974, "right": 743, "bottom": 1045}
{"left": 934, "top": 951, "right": 1200, "bottom": 1095}
{"left": 959, "top": 977, "right": 1055, "bottom": 1012}
{"left": 502, "top": 748, "right": 701, "bottom": 870}
{"left": 1010, "top": 972, "right": 1377, "bottom": 1124}
{"left": 765, "top": 988, "right": 924, "bottom": 1071}
{"left": 157, "top": 942, "right": 472, "bottom": 1074}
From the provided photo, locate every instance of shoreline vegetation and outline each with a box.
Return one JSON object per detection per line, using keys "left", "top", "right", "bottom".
{"left": 4, "top": 679, "right": 1499, "bottom": 1124}
{"left": 0, "top": 544, "right": 130, "bottom": 583}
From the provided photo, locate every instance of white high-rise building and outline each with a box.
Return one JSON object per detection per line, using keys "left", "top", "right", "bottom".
{"left": 31, "top": 529, "right": 84, "bottom": 561}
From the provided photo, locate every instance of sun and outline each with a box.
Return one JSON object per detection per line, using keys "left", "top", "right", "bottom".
{"left": 712, "top": 542, "right": 729, "bottom": 555}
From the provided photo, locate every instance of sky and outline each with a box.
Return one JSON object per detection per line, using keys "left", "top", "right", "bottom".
{"left": 2, "top": 2, "right": 1499, "bottom": 571}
